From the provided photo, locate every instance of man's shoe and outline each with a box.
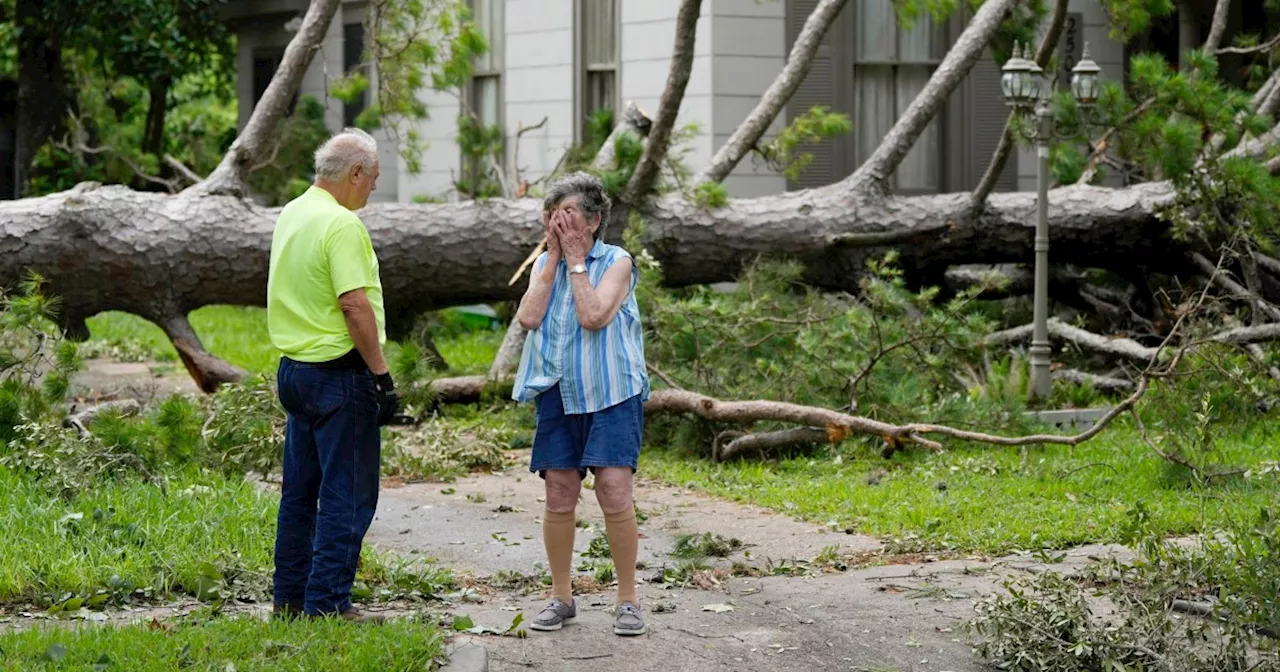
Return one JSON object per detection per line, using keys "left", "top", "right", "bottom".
{"left": 529, "top": 597, "right": 577, "bottom": 631}
{"left": 613, "top": 602, "right": 646, "bottom": 636}
{"left": 307, "top": 606, "right": 388, "bottom": 624}
{"left": 272, "top": 602, "right": 304, "bottom": 622}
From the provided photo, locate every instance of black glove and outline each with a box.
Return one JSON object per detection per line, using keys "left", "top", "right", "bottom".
{"left": 373, "top": 372, "right": 400, "bottom": 426}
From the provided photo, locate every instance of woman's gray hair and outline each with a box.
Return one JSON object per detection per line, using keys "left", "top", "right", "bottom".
{"left": 314, "top": 128, "right": 379, "bottom": 182}
{"left": 544, "top": 171, "right": 612, "bottom": 240}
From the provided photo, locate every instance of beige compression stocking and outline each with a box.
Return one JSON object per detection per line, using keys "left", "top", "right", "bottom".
{"left": 542, "top": 509, "right": 577, "bottom": 602}
{"left": 603, "top": 508, "right": 639, "bottom": 604}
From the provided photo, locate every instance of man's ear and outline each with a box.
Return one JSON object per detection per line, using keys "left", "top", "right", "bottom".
{"left": 350, "top": 165, "right": 363, "bottom": 183}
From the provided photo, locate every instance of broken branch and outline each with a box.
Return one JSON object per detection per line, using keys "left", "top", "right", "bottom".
{"left": 716, "top": 427, "right": 829, "bottom": 462}
{"left": 1191, "top": 251, "right": 1280, "bottom": 322}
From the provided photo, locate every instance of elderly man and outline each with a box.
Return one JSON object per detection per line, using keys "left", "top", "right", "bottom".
{"left": 513, "top": 172, "right": 651, "bottom": 636}
{"left": 266, "top": 127, "right": 399, "bottom": 623}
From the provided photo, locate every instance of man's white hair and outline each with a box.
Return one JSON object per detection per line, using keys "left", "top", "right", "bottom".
{"left": 314, "top": 128, "right": 379, "bottom": 181}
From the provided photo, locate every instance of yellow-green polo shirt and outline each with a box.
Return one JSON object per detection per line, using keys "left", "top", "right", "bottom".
{"left": 267, "top": 185, "right": 385, "bottom": 362}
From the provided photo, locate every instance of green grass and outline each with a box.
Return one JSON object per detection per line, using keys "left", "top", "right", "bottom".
{"left": 0, "top": 467, "right": 277, "bottom": 604}
{"left": 0, "top": 466, "right": 452, "bottom": 607}
{"left": 641, "top": 420, "right": 1280, "bottom": 556}
{"left": 84, "top": 307, "right": 503, "bottom": 377}
{"left": 0, "top": 614, "right": 446, "bottom": 671}
{"left": 86, "top": 307, "right": 278, "bottom": 374}
{"left": 433, "top": 329, "right": 503, "bottom": 376}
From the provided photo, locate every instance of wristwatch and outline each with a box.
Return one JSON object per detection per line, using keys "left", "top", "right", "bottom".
{"left": 569, "top": 263, "right": 587, "bottom": 274}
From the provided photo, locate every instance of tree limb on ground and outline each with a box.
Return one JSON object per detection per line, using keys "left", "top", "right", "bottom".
{"left": 985, "top": 318, "right": 1161, "bottom": 362}
{"left": 63, "top": 399, "right": 142, "bottom": 433}
{"left": 7, "top": 0, "right": 1280, "bottom": 397}
{"left": 420, "top": 371, "right": 1147, "bottom": 456}
{"left": 1191, "top": 252, "right": 1280, "bottom": 322}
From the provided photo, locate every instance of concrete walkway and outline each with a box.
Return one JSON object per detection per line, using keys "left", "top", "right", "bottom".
{"left": 368, "top": 463, "right": 1129, "bottom": 672}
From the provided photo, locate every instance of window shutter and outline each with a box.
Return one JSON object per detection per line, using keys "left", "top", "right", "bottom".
{"left": 960, "top": 50, "right": 1016, "bottom": 191}
{"left": 343, "top": 23, "right": 366, "bottom": 127}
{"left": 785, "top": 0, "right": 841, "bottom": 190}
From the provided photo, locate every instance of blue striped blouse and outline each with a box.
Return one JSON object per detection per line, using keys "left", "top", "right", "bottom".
{"left": 511, "top": 239, "right": 651, "bottom": 414}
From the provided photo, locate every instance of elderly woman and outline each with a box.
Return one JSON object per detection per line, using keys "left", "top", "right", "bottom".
{"left": 512, "top": 171, "right": 651, "bottom": 636}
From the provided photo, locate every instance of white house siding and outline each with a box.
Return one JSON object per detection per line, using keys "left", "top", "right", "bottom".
{"left": 710, "top": 0, "right": 788, "bottom": 198}
{"left": 503, "top": 0, "right": 575, "bottom": 189}
{"left": 620, "top": 0, "right": 716, "bottom": 187}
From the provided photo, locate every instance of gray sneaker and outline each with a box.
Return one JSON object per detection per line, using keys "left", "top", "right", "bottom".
{"left": 529, "top": 597, "right": 577, "bottom": 631}
{"left": 614, "top": 602, "right": 646, "bottom": 636}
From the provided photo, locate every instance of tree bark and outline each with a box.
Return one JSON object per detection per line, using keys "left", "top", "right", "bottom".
{"left": 1204, "top": 0, "right": 1232, "bottom": 54}
{"left": 1, "top": 180, "right": 1192, "bottom": 350}
{"left": 623, "top": 0, "right": 702, "bottom": 202}
{"left": 971, "top": 0, "right": 1070, "bottom": 207}
{"left": 693, "top": 0, "right": 850, "bottom": 186}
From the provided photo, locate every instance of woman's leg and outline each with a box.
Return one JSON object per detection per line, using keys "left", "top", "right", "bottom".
{"left": 593, "top": 467, "right": 638, "bottom": 605}
{"left": 543, "top": 469, "right": 583, "bottom": 603}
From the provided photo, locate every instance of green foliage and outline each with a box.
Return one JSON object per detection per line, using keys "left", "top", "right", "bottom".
{"left": 968, "top": 507, "right": 1280, "bottom": 670}
{"left": 671, "top": 532, "right": 744, "bottom": 558}
{"left": 29, "top": 49, "right": 238, "bottom": 196}
{"left": 1098, "top": 0, "right": 1177, "bottom": 42}
{"left": 1049, "top": 144, "right": 1086, "bottom": 185}
{"left": 1061, "top": 48, "right": 1280, "bottom": 251}
{"left": 596, "top": 131, "right": 645, "bottom": 201}
{"left": 455, "top": 112, "right": 505, "bottom": 198}
{"left": 583, "top": 533, "right": 612, "bottom": 559}
{"left": 202, "top": 378, "right": 287, "bottom": 479}
{"left": 246, "top": 96, "right": 333, "bottom": 206}
{"left": 560, "top": 109, "right": 617, "bottom": 173}
{"left": 0, "top": 274, "right": 82, "bottom": 445}
{"left": 332, "top": 0, "right": 486, "bottom": 174}
{"left": 693, "top": 181, "right": 729, "bottom": 209}
{"left": 639, "top": 250, "right": 1012, "bottom": 435}
{"left": 753, "top": 105, "right": 852, "bottom": 182}
{"left": 60, "top": 0, "right": 231, "bottom": 88}
{"left": 15, "top": 0, "right": 235, "bottom": 193}
{"left": 381, "top": 419, "right": 508, "bottom": 482}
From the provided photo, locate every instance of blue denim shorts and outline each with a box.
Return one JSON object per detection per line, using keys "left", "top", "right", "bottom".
{"left": 530, "top": 383, "right": 643, "bottom": 478}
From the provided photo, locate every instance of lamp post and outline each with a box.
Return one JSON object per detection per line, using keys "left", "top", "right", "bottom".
{"left": 1000, "top": 41, "right": 1102, "bottom": 401}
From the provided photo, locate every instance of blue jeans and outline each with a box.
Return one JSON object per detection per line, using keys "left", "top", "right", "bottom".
{"left": 272, "top": 355, "right": 381, "bottom": 616}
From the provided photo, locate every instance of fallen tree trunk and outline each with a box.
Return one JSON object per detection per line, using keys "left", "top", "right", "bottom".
{"left": 1, "top": 179, "right": 1187, "bottom": 342}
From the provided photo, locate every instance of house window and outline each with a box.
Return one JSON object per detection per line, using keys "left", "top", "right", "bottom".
{"left": 343, "top": 22, "right": 368, "bottom": 127}
{"left": 853, "top": 0, "right": 942, "bottom": 193}
{"left": 465, "top": 0, "right": 505, "bottom": 185}
{"left": 252, "top": 47, "right": 297, "bottom": 116}
{"left": 470, "top": 0, "right": 503, "bottom": 128}
{"left": 580, "top": 0, "right": 618, "bottom": 134}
